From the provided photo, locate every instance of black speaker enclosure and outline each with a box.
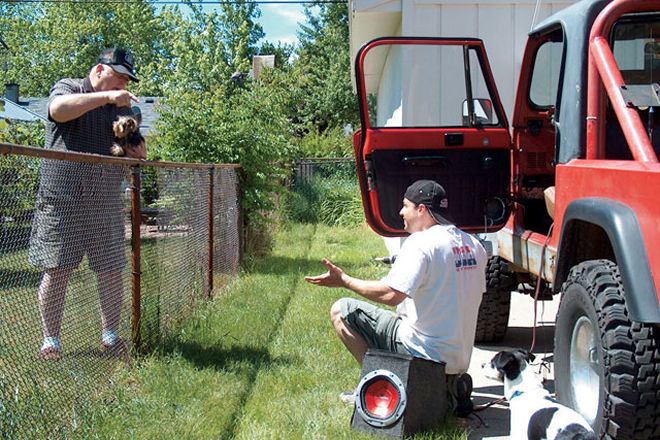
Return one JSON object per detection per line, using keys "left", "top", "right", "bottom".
{"left": 351, "top": 350, "right": 448, "bottom": 438}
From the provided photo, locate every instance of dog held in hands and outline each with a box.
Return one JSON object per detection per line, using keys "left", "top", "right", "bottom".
{"left": 482, "top": 349, "right": 596, "bottom": 440}
{"left": 111, "top": 112, "right": 144, "bottom": 157}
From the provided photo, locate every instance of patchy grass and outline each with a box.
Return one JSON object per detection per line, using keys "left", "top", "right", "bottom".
{"left": 72, "top": 223, "right": 469, "bottom": 439}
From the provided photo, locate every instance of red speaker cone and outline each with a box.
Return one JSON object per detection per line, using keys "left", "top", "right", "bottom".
{"left": 364, "top": 378, "right": 400, "bottom": 418}
{"left": 355, "top": 369, "right": 407, "bottom": 427}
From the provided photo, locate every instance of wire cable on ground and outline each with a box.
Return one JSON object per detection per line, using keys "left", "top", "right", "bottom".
{"left": 529, "top": 222, "right": 554, "bottom": 354}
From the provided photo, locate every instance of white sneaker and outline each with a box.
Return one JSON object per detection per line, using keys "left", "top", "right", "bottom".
{"left": 340, "top": 391, "right": 355, "bottom": 405}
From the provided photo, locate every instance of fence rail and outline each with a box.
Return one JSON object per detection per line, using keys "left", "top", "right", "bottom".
{"left": 0, "top": 143, "right": 241, "bottom": 439}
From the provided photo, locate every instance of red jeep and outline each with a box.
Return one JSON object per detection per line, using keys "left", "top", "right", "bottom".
{"left": 352, "top": 0, "right": 659, "bottom": 437}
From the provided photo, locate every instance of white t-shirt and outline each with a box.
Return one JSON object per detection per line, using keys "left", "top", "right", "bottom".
{"left": 381, "top": 224, "right": 487, "bottom": 374}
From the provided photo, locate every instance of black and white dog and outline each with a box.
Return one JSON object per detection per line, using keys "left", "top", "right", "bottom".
{"left": 482, "top": 349, "right": 596, "bottom": 440}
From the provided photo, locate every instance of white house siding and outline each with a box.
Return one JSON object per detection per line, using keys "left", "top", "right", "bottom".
{"left": 350, "top": 0, "right": 577, "bottom": 120}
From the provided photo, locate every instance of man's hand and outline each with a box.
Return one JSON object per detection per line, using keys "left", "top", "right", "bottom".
{"left": 304, "top": 259, "right": 346, "bottom": 288}
{"left": 50, "top": 91, "right": 139, "bottom": 123}
{"left": 106, "top": 90, "right": 139, "bottom": 108}
{"left": 305, "top": 258, "right": 407, "bottom": 306}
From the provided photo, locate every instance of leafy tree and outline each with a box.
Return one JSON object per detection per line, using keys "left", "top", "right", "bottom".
{"left": 0, "top": 0, "right": 163, "bottom": 96}
{"left": 153, "top": 3, "right": 294, "bottom": 251}
{"left": 296, "top": 125, "right": 353, "bottom": 158}
{"left": 156, "top": 5, "right": 228, "bottom": 93}
{"left": 0, "top": 119, "right": 45, "bottom": 147}
{"left": 257, "top": 41, "right": 295, "bottom": 73}
{"left": 0, "top": 153, "right": 39, "bottom": 218}
{"left": 217, "top": 2, "right": 264, "bottom": 73}
{"left": 0, "top": 116, "right": 41, "bottom": 225}
{"left": 154, "top": 1, "right": 264, "bottom": 94}
{"left": 290, "top": 2, "right": 358, "bottom": 135}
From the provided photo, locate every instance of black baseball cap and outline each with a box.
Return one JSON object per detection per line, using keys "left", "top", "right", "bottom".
{"left": 404, "top": 180, "right": 453, "bottom": 225}
{"left": 97, "top": 48, "right": 139, "bottom": 82}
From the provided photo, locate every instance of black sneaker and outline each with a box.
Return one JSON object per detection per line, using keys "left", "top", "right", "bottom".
{"left": 452, "top": 373, "right": 473, "bottom": 417}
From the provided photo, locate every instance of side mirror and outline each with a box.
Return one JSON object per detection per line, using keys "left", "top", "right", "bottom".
{"left": 462, "top": 98, "right": 494, "bottom": 126}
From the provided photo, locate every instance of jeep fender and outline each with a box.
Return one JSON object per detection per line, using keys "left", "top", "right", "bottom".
{"left": 554, "top": 197, "right": 660, "bottom": 323}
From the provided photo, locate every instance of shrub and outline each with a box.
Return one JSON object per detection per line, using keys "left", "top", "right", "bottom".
{"left": 154, "top": 77, "right": 296, "bottom": 254}
{"left": 0, "top": 120, "right": 45, "bottom": 147}
{"left": 318, "top": 177, "right": 363, "bottom": 226}
{"left": 282, "top": 175, "right": 363, "bottom": 227}
{"left": 0, "top": 154, "right": 40, "bottom": 227}
{"left": 281, "top": 188, "right": 315, "bottom": 223}
{"left": 295, "top": 126, "right": 353, "bottom": 159}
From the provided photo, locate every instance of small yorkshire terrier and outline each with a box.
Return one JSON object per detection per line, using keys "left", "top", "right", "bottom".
{"left": 111, "top": 110, "right": 144, "bottom": 156}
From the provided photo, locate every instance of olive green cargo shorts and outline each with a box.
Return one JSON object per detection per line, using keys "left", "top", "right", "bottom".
{"left": 338, "top": 298, "right": 409, "bottom": 354}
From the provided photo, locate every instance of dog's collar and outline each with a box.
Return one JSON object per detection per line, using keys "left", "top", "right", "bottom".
{"left": 509, "top": 390, "right": 524, "bottom": 400}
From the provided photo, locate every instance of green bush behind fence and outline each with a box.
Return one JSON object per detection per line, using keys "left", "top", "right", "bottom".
{"left": 284, "top": 158, "right": 363, "bottom": 226}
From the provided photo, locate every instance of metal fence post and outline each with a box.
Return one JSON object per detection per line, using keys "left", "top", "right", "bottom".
{"left": 130, "top": 166, "right": 142, "bottom": 351}
{"left": 207, "top": 167, "right": 214, "bottom": 299}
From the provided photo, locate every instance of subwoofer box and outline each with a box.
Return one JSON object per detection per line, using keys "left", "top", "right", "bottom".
{"left": 351, "top": 349, "right": 447, "bottom": 438}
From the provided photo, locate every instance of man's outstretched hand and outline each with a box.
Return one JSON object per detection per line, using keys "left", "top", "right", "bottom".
{"left": 304, "top": 258, "right": 346, "bottom": 288}
{"left": 305, "top": 258, "right": 403, "bottom": 305}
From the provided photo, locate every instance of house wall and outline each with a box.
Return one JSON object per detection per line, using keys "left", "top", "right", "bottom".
{"left": 350, "top": 0, "right": 578, "bottom": 122}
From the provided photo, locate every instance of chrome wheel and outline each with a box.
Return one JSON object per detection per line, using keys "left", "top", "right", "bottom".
{"left": 569, "top": 316, "right": 599, "bottom": 425}
{"left": 555, "top": 259, "right": 660, "bottom": 439}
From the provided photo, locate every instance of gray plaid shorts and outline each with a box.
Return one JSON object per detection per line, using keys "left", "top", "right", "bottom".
{"left": 28, "top": 162, "right": 126, "bottom": 273}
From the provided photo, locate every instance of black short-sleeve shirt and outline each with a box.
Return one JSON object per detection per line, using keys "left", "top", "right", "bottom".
{"left": 46, "top": 77, "right": 131, "bottom": 155}
{"left": 39, "top": 76, "right": 135, "bottom": 196}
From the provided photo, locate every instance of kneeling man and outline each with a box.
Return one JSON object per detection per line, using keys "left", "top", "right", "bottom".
{"left": 305, "top": 180, "right": 487, "bottom": 413}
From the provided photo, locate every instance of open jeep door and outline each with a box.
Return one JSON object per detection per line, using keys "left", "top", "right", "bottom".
{"left": 354, "top": 38, "right": 512, "bottom": 236}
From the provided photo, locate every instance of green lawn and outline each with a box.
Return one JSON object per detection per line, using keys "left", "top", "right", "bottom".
{"left": 0, "top": 238, "right": 132, "bottom": 440}
{"left": 65, "top": 223, "right": 468, "bottom": 440}
{"left": 0, "top": 233, "right": 212, "bottom": 439}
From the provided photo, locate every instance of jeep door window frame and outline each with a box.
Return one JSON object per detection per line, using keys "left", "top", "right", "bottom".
{"left": 354, "top": 37, "right": 512, "bottom": 236}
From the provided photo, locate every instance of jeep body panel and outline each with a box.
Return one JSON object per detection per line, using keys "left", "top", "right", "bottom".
{"left": 517, "top": 0, "right": 609, "bottom": 164}
{"left": 492, "top": 223, "right": 557, "bottom": 283}
{"left": 555, "top": 195, "right": 660, "bottom": 323}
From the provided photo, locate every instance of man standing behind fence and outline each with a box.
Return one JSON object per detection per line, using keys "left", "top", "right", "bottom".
{"left": 29, "top": 48, "right": 146, "bottom": 360}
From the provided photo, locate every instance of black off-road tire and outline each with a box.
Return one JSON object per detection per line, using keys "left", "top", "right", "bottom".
{"left": 555, "top": 259, "right": 660, "bottom": 439}
{"left": 475, "top": 256, "right": 516, "bottom": 343}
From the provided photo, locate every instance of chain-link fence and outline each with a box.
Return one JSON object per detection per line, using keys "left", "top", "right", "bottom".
{"left": 293, "top": 157, "right": 355, "bottom": 184}
{"left": 0, "top": 143, "right": 241, "bottom": 439}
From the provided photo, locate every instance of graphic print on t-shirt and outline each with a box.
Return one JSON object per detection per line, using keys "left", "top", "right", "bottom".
{"left": 452, "top": 245, "right": 478, "bottom": 271}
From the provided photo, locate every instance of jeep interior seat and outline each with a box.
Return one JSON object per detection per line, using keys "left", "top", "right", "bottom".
{"left": 544, "top": 186, "right": 556, "bottom": 220}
